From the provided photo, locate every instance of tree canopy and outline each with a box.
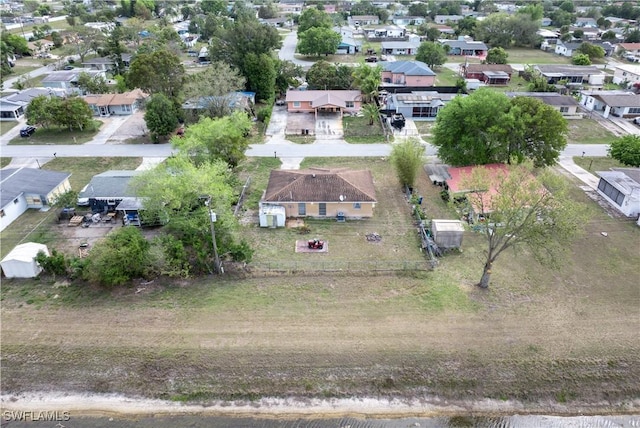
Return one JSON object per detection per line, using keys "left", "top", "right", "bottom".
{"left": 609, "top": 135, "right": 640, "bottom": 167}
{"left": 432, "top": 89, "right": 568, "bottom": 167}
{"left": 390, "top": 138, "right": 426, "bottom": 188}
{"left": 474, "top": 12, "right": 540, "bottom": 48}
{"left": 182, "top": 61, "right": 247, "bottom": 119}
{"left": 576, "top": 42, "right": 605, "bottom": 60}
{"left": 485, "top": 47, "right": 508, "bottom": 64}
{"left": 297, "top": 27, "right": 341, "bottom": 57}
{"left": 416, "top": 41, "right": 448, "bottom": 69}
{"left": 126, "top": 49, "right": 185, "bottom": 98}
{"left": 352, "top": 62, "right": 382, "bottom": 103}
{"left": 25, "top": 95, "right": 93, "bottom": 131}
{"left": 144, "top": 93, "right": 179, "bottom": 142}
{"left": 306, "top": 61, "right": 354, "bottom": 90}
{"left": 298, "top": 8, "right": 333, "bottom": 32}
{"left": 459, "top": 164, "right": 587, "bottom": 288}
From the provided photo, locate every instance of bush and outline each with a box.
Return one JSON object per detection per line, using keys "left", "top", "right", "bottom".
{"left": 257, "top": 106, "right": 272, "bottom": 123}
{"left": 227, "top": 239, "right": 254, "bottom": 263}
{"left": 35, "top": 249, "right": 68, "bottom": 277}
{"left": 149, "top": 234, "right": 191, "bottom": 278}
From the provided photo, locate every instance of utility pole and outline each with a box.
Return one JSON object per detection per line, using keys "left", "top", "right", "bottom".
{"left": 205, "top": 197, "right": 223, "bottom": 274}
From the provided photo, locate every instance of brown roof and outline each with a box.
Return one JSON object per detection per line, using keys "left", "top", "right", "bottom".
{"left": 263, "top": 168, "right": 376, "bottom": 203}
{"left": 465, "top": 64, "right": 514, "bottom": 74}
{"left": 619, "top": 43, "right": 640, "bottom": 51}
{"left": 84, "top": 89, "right": 148, "bottom": 107}
{"left": 285, "top": 90, "right": 361, "bottom": 105}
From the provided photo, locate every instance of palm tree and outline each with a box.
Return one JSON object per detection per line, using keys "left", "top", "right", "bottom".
{"left": 362, "top": 103, "right": 380, "bottom": 126}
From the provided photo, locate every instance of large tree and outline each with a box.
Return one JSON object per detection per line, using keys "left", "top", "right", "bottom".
{"left": 182, "top": 61, "right": 246, "bottom": 119}
{"left": 485, "top": 47, "right": 508, "bottom": 64}
{"left": 172, "top": 111, "right": 252, "bottom": 168}
{"left": 609, "top": 135, "right": 640, "bottom": 167}
{"left": 460, "top": 165, "right": 587, "bottom": 288}
{"left": 144, "top": 93, "right": 179, "bottom": 142}
{"left": 274, "top": 59, "right": 304, "bottom": 96}
{"left": 351, "top": 62, "right": 382, "bottom": 103}
{"left": 416, "top": 41, "right": 448, "bottom": 69}
{"left": 127, "top": 49, "right": 185, "bottom": 98}
{"left": 390, "top": 138, "right": 426, "bottom": 188}
{"left": 576, "top": 42, "right": 605, "bottom": 60}
{"left": 306, "top": 61, "right": 354, "bottom": 90}
{"left": 298, "top": 7, "right": 333, "bottom": 32}
{"left": 297, "top": 27, "right": 341, "bottom": 57}
{"left": 243, "top": 53, "right": 276, "bottom": 102}
{"left": 432, "top": 89, "right": 567, "bottom": 167}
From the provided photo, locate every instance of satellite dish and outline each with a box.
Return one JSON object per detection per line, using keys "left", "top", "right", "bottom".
{"left": 339, "top": 195, "right": 344, "bottom": 201}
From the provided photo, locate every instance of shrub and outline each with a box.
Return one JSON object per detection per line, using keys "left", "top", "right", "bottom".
{"left": 35, "top": 249, "right": 68, "bottom": 277}
{"left": 257, "top": 106, "right": 272, "bottom": 123}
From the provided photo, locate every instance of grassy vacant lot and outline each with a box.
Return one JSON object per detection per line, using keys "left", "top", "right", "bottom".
{"left": 0, "top": 158, "right": 11, "bottom": 168}
{"left": 1, "top": 158, "right": 639, "bottom": 410}
{"left": 0, "top": 157, "right": 141, "bottom": 259}
{"left": 343, "top": 115, "right": 386, "bottom": 143}
{"left": 0, "top": 121, "right": 19, "bottom": 135}
{"left": 435, "top": 67, "right": 459, "bottom": 86}
{"left": 573, "top": 156, "right": 624, "bottom": 173}
{"left": 8, "top": 120, "right": 102, "bottom": 145}
{"left": 566, "top": 118, "right": 618, "bottom": 145}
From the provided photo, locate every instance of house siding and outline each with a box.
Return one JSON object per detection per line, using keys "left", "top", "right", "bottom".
{"left": 0, "top": 195, "right": 28, "bottom": 232}
{"left": 280, "top": 201, "right": 374, "bottom": 218}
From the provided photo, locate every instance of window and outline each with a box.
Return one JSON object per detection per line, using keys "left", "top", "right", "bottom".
{"left": 13, "top": 198, "right": 18, "bottom": 204}
{"left": 319, "top": 203, "right": 326, "bottom": 216}
{"left": 298, "top": 203, "right": 306, "bottom": 215}
{"left": 345, "top": 101, "right": 354, "bottom": 108}
{"left": 560, "top": 107, "right": 569, "bottom": 113}
{"left": 412, "top": 106, "right": 439, "bottom": 118}
{"left": 293, "top": 101, "right": 300, "bottom": 108}
{"left": 0, "top": 209, "right": 4, "bottom": 217}
{"left": 353, "top": 202, "right": 361, "bottom": 209}
{"left": 629, "top": 107, "right": 640, "bottom": 114}
{"left": 598, "top": 178, "right": 625, "bottom": 206}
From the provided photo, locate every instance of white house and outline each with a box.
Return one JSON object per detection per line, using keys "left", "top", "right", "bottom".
{"left": 0, "top": 168, "right": 71, "bottom": 232}
{"left": 41, "top": 69, "right": 106, "bottom": 95}
{"left": 596, "top": 168, "right": 640, "bottom": 218}
{"left": 433, "top": 15, "right": 464, "bottom": 24}
{"left": 579, "top": 90, "right": 640, "bottom": 118}
{"left": 613, "top": 64, "right": 640, "bottom": 88}
{"left": 0, "top": 88, "right": 66, "bottom": 121}
{"left": 1, "top": 242, "right": 49, "bottom": 278}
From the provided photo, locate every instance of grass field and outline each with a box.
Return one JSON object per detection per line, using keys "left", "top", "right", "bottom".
{"left": 1, "top": 157, "right": 639, "bottom": 408}
{"left": 0, "top": 121, "right": 19, "bottom": 135}
{"left": 573, "top": 156, "right": 624, "bottom": 173}
{"left": 8, "top": 120, "right": 102, "bottom": 145}
{"left": 566, "top": 118, "right": 619, "bottom": 145}
{"left": 343, "top": 115, "right": 386, "bottom": 143}
{"left": 435, "top": 67, "right": 459, "bottom": 86}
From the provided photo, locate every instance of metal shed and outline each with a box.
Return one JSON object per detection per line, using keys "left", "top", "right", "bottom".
{"left": 1, "top": 242, "right": 49, "bottom": 278}
{"left": 431, "top": 219, "right": 464, "bottom": 249}
{"left": 259, "top": 204, "right": 286, "bottom": 228}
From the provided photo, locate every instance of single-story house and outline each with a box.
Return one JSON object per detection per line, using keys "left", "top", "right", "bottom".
{"left": 277, "top": 1, "right": 303, "bottom": 15}
{"left": 434, "top": 15, "right": 464, "bottom": 25}
{"left": 440, "top": 39, "right": 488, "bottom": 58}
{"left": 575, "top": 17, "right": 598, "bottom": 28}
{"left": 364, "top": 26, "right": 406, "bottom": 40}
{"left": 350, "top": 15, "right": 380, "bottom": 26}
{"left": 0, "top": 168, "right": 71, "bottom": 232}
{"left": 0, "top": 88, "right": 66, "bottom": 121}
{"left": 41, "top": 69, "right": 106, "bottom": 95}
{"left": 81, "top": 53, "right": 133, "bottom": 71}
{"left": 554, "top": 40, "right": 614, "bottom": 57}
{"left": 612, "top": 64, "right": 640, "bottom": 87}
{"left": 381, "top": 61, "right": 436, "bottom": 88}
{"left": 462, "top": 64, "right": 513, "bottom": 85}
{"left": 430, "top": 24, "right": 455, "bottom": 36}
{"left": 337, "top": 35, "right": 362, "bottom": 54}
{"left": 261, "top": 168, "right": 377, "bottom": 219}
{"left": 534, "top": 65, "right": 605, "bottom": 86}
{"left": 261, "top": 17, "right": 292, "bottom": 28}
{"left": 579, "top": 90, "right": 640, "bottom": 118}
{"left": 381, "top": 40, "right": 420, "bottom": 55}
{"left": 541, "top": 17, "right": 552, "bottom": 27}
{"left": 285, "top": 90, "right": 362, "bottom": 117}
{"left": 505, "top": 92, "right": 581, "bottom": 118}
{"left": 385, "top": 91, "right": 460, "bottom": 120}
{"left": 1, "top": 242, "right": 49, "bottom": 279}
{"left": 182, "top": 91, "right": 255, "bottom": 118}
{"left": 84, "top": 89, "right": 148, "bottom": 117}
{"left": 616, "top": 43, "right": 640, "bottom": 56}
{"left": 77, "top": 170, "right": 142, "bottom": 213}
{"left": 392, "top": 16, "right": 427, "bottom": 26}
{"left": 596, "top": 168, "right": 640, "bottom": 218}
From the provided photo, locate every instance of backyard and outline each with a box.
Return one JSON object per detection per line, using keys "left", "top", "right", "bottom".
{"left": 1, "top": 157, "right": 639, "bottom": 410}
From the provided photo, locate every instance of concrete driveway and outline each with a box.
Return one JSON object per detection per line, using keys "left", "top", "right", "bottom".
{"left": 265, "top": 105, "right": 287, "bottom": 137}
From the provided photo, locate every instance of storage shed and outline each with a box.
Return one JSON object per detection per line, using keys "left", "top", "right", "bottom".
{"left": 1, "top": 242, "right": 49, "bottom": 278}
{"left": 259, "top": 203, "right": 286, "bottom": 228}
{"left": 431, "top": 220, "right": 464, "bottom": 249}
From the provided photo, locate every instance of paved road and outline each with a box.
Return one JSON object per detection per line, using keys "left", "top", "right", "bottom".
{"left": 279, "top": 31, "right": 314, "bottom": 69}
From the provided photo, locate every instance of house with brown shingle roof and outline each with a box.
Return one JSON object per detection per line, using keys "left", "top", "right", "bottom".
{"left": 285, "top": 90, "right": 362, "bottom": 117}
{"left": 83, "top": 89, "right": 149, "bottom": 116}
{"left": 461, "top": 64, "right": 514, "bottom": 85}
{"left": 616, "top": 43, "right": 640, "bottom": 56}
{"left": 261, "top": 168, "right": 377, "bottom": 219}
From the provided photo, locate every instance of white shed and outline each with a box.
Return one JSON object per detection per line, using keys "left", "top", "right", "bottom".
{"left": 1, "top": 242, "right": 49, "bottom": 278}
{"left": 431, "top": 219, "right": 465, "bottom": 249}
{"left": 259, "top": 204, "right": 286, "bottom": 228}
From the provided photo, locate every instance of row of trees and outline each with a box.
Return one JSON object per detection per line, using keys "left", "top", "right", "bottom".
{"left": 24, "top": 95, "right": 94, "bottom": 131}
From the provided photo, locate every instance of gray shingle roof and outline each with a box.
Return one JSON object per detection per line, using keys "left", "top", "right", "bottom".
{"left": 383, "top": 61, "right": 436, "bottom": 76}
{"left": 1, "top": 168, "right": 71, "bottom": 208}
{"left": 591, "top": 93, "right": 640, "bottom": 107}
{"left": 505, "top": 92, "right": 580, "bottom": 107}
{"left": 78, "top": 170, "right": 142, "bottom": 199}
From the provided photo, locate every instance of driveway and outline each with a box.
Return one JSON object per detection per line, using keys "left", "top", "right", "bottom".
{"left": 265, "top": 105, "right": 287, "bottom": 137}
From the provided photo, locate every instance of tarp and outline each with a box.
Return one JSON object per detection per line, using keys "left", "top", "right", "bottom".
{"left": 1, "top": 242, "right": 49, "bottom": 278}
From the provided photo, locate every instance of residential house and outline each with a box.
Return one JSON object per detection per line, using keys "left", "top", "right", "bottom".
{"left": 0, "top": 88, "right": 65, "bottom": 121}
{"left": 277, "top": 0, "right": 304, "bottom": 15}
{"left": 364, "top": 25, "right": 406, "bottom": 40}
{"left": 534, "top": 65, "right": 605, "bottom": 86}
{"left": 440, "top": 39, "right": 488, "bottom": 58}
{"left": 261, "top": 168, "right": 377, "bottom": 220}
{"left": 575, "top": 17, "right": 598, "bottom": 28}
{"left": 350, "top": 15, "right": 379, "bottom": 26}
{"left": 596, "top": 168, "right": 640, "bottom": 218}
{"left": 554, "top": 40, "right": 614, "bottom": 57}
{"left": 337, "top": 34, "right": 362, "bottom": 54}
{"left": 613, "top": 64, "right": 640, "bottom": 87}
{"left": 81, "top": 53, "right": 133, "bottom": 71}
{"left": 385, "top": 91, "right": 459, "bottom": 120}
{"left": 392, "top": 16, "right": 426, "bottom": 26}
{"left": 0, "top": 168, "right": 71, "bottom": 232}
{"left": 77, "top": 170, "right": 142, "bottom": 213}
{"left": 182, "top": 91, "right": 256, "bottom": 119}
{"left": 579, "top": 90, "right": 640, "bottom": 118}
{"left": 505, "top": 92, "right": 581, "bottom": 118}
{"left": 434, "top": 15, "right": 464, "bottom": 25}
{"left": 381, "top": 39, "right": 420, "bottom": 55}
{"left": 261, "top": 17, "right": 292, "bottom": 28}
{"left": 430, "top": 24, "right": 455, "bottom": 36}
{"left": 381, "top": 61, "right": 436, "bottom": 88}
{"left": 41, "top": 69, "right": 106, "bottom": 95}
{"left": 84, "top": 89, "right": 149, "bottom": 117}
{"left": 541, "top": 17, "right": 552, "bottom": 27}
{"left": 538, "top": 29, "right": 559, "bottom": 52}
{"left": 616, "top": 43, "right": 640, "bottom": 56}
{"left": 568, "top": 26, "right": 600, "bottom": 41}
{"left": 461, "top": 64, "right": 513, "bottom": 85}
{"left": 285, "top": 90, "right": 362, "bottom": 117}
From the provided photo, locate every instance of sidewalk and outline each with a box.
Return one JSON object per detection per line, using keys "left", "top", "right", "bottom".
{"left": 558, "top": 156, "right": 600, "bottom": 190}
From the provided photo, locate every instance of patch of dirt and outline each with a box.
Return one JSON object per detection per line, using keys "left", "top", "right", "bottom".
{"left": 55, "top": 216, "right": 119, "bottom": 256}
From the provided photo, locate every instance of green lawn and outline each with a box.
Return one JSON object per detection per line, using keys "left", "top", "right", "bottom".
{"left": 8, "top": 120, "right": 102, "bottom": 145}
{"left": 573, "top": 156, "right": 624, "bottom": 174}
{"left": 503, "top": 48, "right": 573, "bottom": 65}
{"left": 0, "top": 158, "right": 12, "bottom": 168}
{"left": 0, "top": 121, "right": 19, "bottom": 136}
{"left": 343, "top": 115, "right": 386, "bottom": 143}
{"left": 566, "top": 119, "right": 618, "bottom": 145}
{"left": 286, "top": 135, "right": 316, "bottom": 144}
{"left": 435, "top": 67, "right": 460, "bottom": 86}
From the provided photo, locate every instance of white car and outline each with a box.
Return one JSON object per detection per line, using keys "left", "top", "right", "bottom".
{"left": 77, "top": 184, "right": 90, "bottom": 206}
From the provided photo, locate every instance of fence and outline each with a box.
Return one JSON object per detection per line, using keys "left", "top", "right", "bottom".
{"left": 247, "top": 260, "right": 430, "bottom": 273}
{"left": 233, "top": 176, "right": 251, "bottom": 216}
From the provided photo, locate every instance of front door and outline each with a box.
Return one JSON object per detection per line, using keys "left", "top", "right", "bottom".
{"left": 298, "top": 203, "right": 306, "bottom": 216}
{"left": 319, "top": 203, "right": 326, "bottom": 216}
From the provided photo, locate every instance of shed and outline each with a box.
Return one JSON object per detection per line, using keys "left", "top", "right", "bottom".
{"left": 431, "top": 219, "right": 464, "bottom": 249}
{"left": 259, "top": 203, "right": 286, "bottom": 228}
{"left": 1, "top": 242, "right": 49, "bottom": 278}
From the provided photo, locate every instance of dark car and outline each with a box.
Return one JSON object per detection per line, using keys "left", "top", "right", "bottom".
{"left": 365, "top": 56, "right": 378, "bottom": 63}
{"left": 63, "top": 65, "right": 74, "bottom": 70}
{"left": 20, "top": 126, "right": 36, "bottom": 137}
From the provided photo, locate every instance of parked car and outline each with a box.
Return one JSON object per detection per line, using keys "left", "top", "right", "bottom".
{"left": 19, "top": 126, "right": 36, "bottom": 137}
{"left": 63, "top": 65, "right": 74, "bottom": 70}
{"left": 365, "top": 56, "right": 378, "bottom": 63}
{"left": 633, "top": 117, "right": 640, "bottom": 125}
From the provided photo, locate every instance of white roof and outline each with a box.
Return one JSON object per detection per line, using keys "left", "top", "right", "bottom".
{"left": 1, "top": 242, "right": 49, "bottom": 263}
